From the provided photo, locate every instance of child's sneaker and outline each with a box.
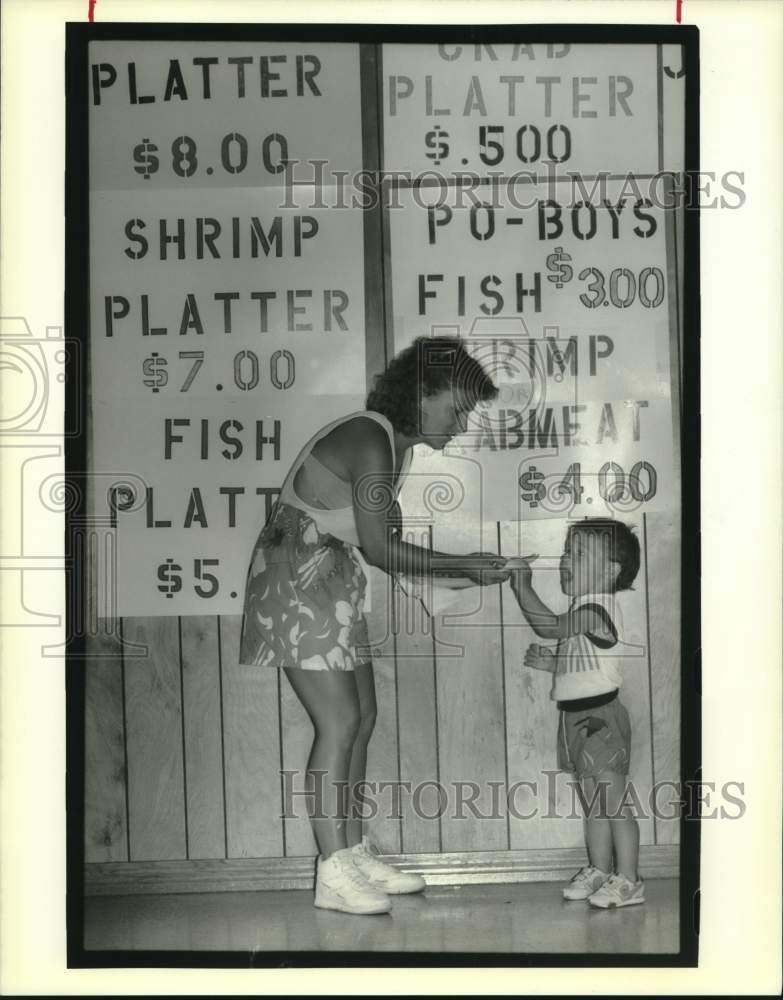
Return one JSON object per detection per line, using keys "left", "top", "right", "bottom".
{"left": 314, "top": 847, "right": 392, "bottom": 915}
{"left": 562, "top": 865, "right": 611, "bottom": 900}
{"left": 350, "top": 836, "right": 426, "bottom": 895}
{"left": 588, "top": 872, "right": 645, "bottom": 908}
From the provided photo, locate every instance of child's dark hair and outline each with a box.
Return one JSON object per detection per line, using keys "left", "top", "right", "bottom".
{"left": 569, "top": 518, "right": 641, "bottom": 592}
{"left": 366, "top": 336, "right": 498, "bottom": 437}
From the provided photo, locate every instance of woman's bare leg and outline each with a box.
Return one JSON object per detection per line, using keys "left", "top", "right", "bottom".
{"left": 346, "top": 660, "right": 378, "bottom": 846}
{"left": 283, "top": 667, "right": 360, "bottom": 858}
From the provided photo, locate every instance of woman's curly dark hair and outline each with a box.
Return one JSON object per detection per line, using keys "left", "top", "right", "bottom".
{"left": 366, "top": 336, "right": 499, "bottom": 437}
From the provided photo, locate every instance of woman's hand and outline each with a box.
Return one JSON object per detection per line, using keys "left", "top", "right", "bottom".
{"left": 460, "top": 552, "right": 511, "bottom": 586}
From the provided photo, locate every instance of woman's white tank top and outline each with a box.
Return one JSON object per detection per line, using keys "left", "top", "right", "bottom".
{"left": 276, "top": 410, "right": 410, "bottom": 548}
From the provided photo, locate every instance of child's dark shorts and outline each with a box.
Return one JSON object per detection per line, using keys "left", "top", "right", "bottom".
{"left": 557, "top": 689, "right": 631, "bottom": 779}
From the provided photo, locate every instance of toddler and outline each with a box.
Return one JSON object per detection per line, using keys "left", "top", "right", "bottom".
{"left": 510, "top": 518, "right": 644, "bottom": 908}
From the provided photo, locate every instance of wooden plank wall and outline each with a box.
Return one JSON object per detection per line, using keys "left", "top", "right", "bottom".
{"left": 84, "top": 514, "right": 680, "bottom": 863}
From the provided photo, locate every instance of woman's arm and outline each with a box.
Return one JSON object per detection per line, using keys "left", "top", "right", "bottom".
{"left": 349, "top": 419, "right": 507, "bottom": 583}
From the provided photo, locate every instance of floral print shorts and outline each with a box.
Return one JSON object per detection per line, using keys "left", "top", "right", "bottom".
{"left": 239, "top": 501, "right": 371, "bottom": 671}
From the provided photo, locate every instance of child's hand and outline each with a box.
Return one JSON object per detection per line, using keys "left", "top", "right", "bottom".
{"left": 523, "top": 643, "right": 555, "bottom": 672}
{"left": 508, "top": 554, "right": 539, "bottom": 589}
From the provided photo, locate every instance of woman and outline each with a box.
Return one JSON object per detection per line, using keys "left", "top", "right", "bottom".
{"left": 239, "top": 336, "right": 509, "bottom": 915}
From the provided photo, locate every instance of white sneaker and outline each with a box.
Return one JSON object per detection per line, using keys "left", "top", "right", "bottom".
{"left": 350, "top": 836, "right": 426, "bottom": 895}
{"left": 562, "top": 865, "right": 611, "bottom": 900}
{"left": 314, "top": 847, "right": 392, "bottom": 915}
{"left": 588, "top": 872, "right": 645, "bottom": 908}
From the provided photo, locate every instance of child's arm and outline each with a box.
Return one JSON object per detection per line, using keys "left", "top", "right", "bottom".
{"left": 509, "top": 557, "right": 618, "bottom": 645}
{"left": 523, "top": 643, "right": 556, "bottom": 672}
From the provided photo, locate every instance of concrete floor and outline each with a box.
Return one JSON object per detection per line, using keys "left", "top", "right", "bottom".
{"left": 84, "top": 879, "right": 679, "bottom": 954}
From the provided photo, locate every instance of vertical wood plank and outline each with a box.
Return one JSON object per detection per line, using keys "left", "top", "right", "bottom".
{"left": 219, "top": 615, "right": 284, "bottom": 859}
{"left": 180, "top": 616, "right": 225, "bottom": 859}
{"left": 360, "top": 42, "right": 388, "bottom": 386}
{"left": 363, "top": 565, "right": 402, "bottom": 853}
{"left": 658, "top": 51, "right": 684, "bottom": 845}
{"left": 501, "top": 520, "right": 574, "bottom": 848}
{"left": 359, "top": 39, "right": 401, "bottom": 852}
{"left": 362, "top": 652, "right": 402, "bottom": 853}
{"left": 622, "top": 566, "right": 657, "bottom": 849}
{"left": 662, "top": 41, "right": 686, "bottom": 394}
{"left": 645, "top": 509, "right": 681, "bottom": 844}
{"left": 83, "top": 365, "right": 132, "bottom": 861}
{"left": 433, "top": 517, "right": 508, "bottom": 853}
{"left": 122, "top": 617, "right": 187, "bottom": 860}
{"left": 393, "top": 572, "right": 442, "bottom": 855}
{"left": 84, "top": 624, "right": 128, "bottom": 862}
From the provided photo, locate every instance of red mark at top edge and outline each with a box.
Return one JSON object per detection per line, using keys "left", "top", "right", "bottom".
{"left": 676, "top": 0, "right": 683, "bottom": 23}
{"left": 88, "top": 0, "right": 97, "bottom": 22}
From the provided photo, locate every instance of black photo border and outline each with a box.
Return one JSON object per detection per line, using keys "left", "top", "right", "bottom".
{"left": 65, "top": 20, "right": 700, "bottom": 970}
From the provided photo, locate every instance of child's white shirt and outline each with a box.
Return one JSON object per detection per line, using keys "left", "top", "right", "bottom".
{"left": 551, "top": 591, "right": 624, "bottom": 702}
